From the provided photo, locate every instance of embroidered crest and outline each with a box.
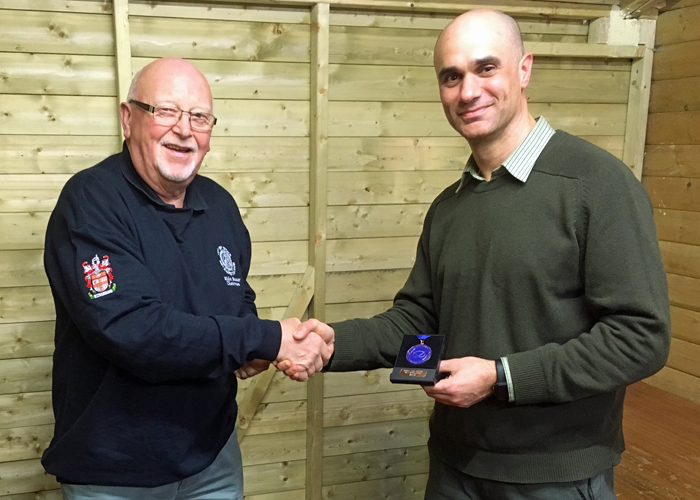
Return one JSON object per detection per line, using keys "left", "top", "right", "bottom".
{"left": 82, "top": 254, "right": 116, "bottom": 299}
{"left": 217, "top": 246, "right": 241, "bottom": 287}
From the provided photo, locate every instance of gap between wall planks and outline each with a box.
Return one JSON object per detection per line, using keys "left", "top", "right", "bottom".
{"left": 39, "top": 1, "right": 655, "bottom": 499}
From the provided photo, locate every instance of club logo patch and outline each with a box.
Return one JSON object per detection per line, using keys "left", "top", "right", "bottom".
{"left": 82, "top": 254, "right": 116, "bottom": 299}
{"left": 217, "top": 246, "right": 240, "bottom": 287}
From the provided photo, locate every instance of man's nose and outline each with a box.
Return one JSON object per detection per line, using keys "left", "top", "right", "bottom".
{"left": 459, "top": 74, "right": 481, "bottom": 102}
{"left": 172, "top": 111, "right": 193, "bottom": 135}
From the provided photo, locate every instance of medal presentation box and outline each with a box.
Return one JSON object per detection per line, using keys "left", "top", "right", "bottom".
{"left": 390, "top": 334, "right": 445, "bottom": 386}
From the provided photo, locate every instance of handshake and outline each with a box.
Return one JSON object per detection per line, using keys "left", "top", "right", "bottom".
{"left": 235, "top": 318, "right": 334, "bottom": 382}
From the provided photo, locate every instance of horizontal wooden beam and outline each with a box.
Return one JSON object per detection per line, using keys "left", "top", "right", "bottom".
{"left": 161, "top": 0, "right": 613, "bottom": 20}
{"left": 527, "top": 41, "right": 644, "bottom": 58}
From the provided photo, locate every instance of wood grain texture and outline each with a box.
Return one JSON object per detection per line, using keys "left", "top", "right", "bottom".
{"left": 328, "top": 137, "right": 469, "bottom": 171}
{"left": 239, "top": 430, "right": 306, "bottom": 466}
{"left": 0, "top": 424, "right": 53, "bottom": 462}
{"left": 644, "top": 366, "right": 700, "bottom": 406}
{"left": 667, "top": 272, "right": 700, "bottom": 310}
{"left": 616, "top": 382, "right": 700, "bottom": 498}
{"left": 327, "top": 171, "right": 461, "bottom": 205}
{"left": 129, "top": 16, "right": 310, "bottom": 62}
{"left": 667, "top": 337, "right": 700, "bottom": 378}
{"left": 323, "top": 418, "right": 429, "bottom": 457}
{"left": 324, "top": 369, "right": 420, "bottom": 398}
{"left": 327, "top": 204, "right": 428, "bottom": 239}
{"left": 670, "top": 305, "right": 700, "bottom": 344}
{"left": 327, "top": 236, "right": 418, "bottom": 272}
{"left": 645, "top": 145, "right": 700, "bottom": 177}
{"left": 654, "top": 208, "right": 700, "bottom": 246}
{"left": 0, "top": 458, "right": 58, "bottom": 496}
{"left": 655, "top": 4, "right": 700, "bottom": 46}
{"left": 243, "top": 459, "right": 305, "bottom": 496}
{"left": 236, "top": 371, "right": 306, "bottom": 405}
{"left": 322, "top": 446, "right": 429, "bottom": 485}
{"left": 0, "top": 391, "right": 53, "bottom": 430}
{"left": 649, "top": 76, "right": 700, "bottom": 114}
{"left": 0, "top": 53, "right": 116, "bottom": 97}
{"left": 0, "top": 357, "right": 52, "bottom": 395}
{"left": 128, "top": 1, "right": 310, "bottom": 24}
{"left": 323, "top": 391, "right": 433, "bottom": 427}
{"left": 321, "top": 474, "right": 427, "bottom": 500}
{"left": 0, "top": 10, "right": 113, "bottom": 55}
{"left": 0, "top": 136, "right": 119, "bottom": 174}
{"left": 132, "top": 57, "right": 310, "bottom": 101}
{"left": 0, "top": 322, "right": 54, "bottom": 361}
{"left": 660, "top": 240, "right": 700, "bottom": 279}
{"left": 326, "top": 269, "right": 411, "bottom": 304}
{"left": 644, "top": 176, "right": 700, "bottom": 211}
{"left": 325, "top": 301, "right": 394, "bottom": 322}
{"left": 652, "top": 39, "right": 700, "bottom": 81}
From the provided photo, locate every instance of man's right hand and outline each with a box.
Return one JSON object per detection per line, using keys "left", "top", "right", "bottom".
{"left": 275, "top": 318, "right": 331, "bottom": 382}
{"left": 277, "top": 319, "right": 335, "bottom": 381}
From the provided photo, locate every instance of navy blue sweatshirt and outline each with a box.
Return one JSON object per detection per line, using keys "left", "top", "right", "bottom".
{"left": 42, "top": 146, "right": 281, "bottom": 486}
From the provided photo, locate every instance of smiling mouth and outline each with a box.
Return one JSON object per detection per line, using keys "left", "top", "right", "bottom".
{"left": 163, "top": 143, "right": 194, "bottom": 153}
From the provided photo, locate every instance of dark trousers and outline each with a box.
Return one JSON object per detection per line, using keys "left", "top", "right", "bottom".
{"left": 425, "top": 455, "right": 617, "bottom": 500}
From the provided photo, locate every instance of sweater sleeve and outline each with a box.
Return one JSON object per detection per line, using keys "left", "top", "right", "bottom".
{"left": 45, "top": 173, "right": 281, "bottom": 384}
{"left": 328, "top": 203, "right": 440, "bottom": 372}
{"left": 507, "top": 159, "right": 671, "bottom": 404}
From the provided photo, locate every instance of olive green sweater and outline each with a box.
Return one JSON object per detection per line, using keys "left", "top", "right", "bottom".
{"left": 328, "top": 131, "right": 670, "bottom": 483}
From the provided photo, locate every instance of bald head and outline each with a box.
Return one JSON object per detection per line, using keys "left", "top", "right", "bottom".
{"left": 435, "top": 9, "right": 524, "bottom": 66}
{"left": 127, "top": 58, "right": 213, "bottom": 109}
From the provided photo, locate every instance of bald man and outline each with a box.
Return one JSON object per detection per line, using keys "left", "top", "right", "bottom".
{"left": 288, "top": 9, "right": 670, "bottom": 499}
{"left": 42, "top": 58, "right": 330, "bottom": 499}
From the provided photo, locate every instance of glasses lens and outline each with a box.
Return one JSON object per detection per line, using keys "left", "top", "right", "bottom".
{"left": 152, "top": 106, "right": 215, "bottom": 131}
{"left": 190, "top": 113, "right": 214, "bottom": 131}
{"left": 153, "top": 106, "right": 180, "bottom": 126}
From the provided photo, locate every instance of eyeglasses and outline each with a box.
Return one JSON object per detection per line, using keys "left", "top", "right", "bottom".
{"left": 129, "top": 99, "right": 217, "bottom": 132}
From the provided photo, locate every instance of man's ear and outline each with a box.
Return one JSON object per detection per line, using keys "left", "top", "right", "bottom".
{"left": 519, "top": 52, "right": 534, "bottom": 90}
{"left": 119, "top": 102, "right": 132, "bottom": 139}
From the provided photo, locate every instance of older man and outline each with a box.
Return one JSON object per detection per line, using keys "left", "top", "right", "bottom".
{"left": 289, "top": 9, "right": 670, "bottom": 500}
{"left": 42, "top": 58, "right": 329, "bottom": 499}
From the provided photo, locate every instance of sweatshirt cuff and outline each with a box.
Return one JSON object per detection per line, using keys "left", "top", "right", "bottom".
{"left": 325, "top": 321, "right": 358, "bottom": 372}
{"left": 506, "top": 350, "right": 548, "bottom": 404}
{"left": 254, "top": 319, "right": 282, "bottom": 362}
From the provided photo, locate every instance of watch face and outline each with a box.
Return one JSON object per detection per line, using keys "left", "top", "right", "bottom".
{"left": 493, "top": 383, "right": 508, "bottom": 401}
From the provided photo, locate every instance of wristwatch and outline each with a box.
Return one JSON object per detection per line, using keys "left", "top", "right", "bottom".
{"left": 493, "top": 358, "right": 509, "bottom": 401}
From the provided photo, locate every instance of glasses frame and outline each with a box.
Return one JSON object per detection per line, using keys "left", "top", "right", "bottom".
{"left": 128, "top": 99, "right": 217, "bottom": 131}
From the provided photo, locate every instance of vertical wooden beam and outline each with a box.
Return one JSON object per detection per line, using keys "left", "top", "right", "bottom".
{"left": 589, "top": 10, "right": 655, "bottom": 181}
{"left": 112, "top": 0, "right": 132, "bottom": 144}
{"left": 307, "top": 3, "right": 329, "bottom": 500}
{"left": 622, "top": 17, "right": 655, "bottom": 181}
{"left": 623, "top": 45, "right": 654, "bottom": 181}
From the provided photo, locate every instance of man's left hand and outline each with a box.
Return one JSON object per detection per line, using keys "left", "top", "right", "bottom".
{"left": 423, "top": 357, "right": 498, "bottom": 408}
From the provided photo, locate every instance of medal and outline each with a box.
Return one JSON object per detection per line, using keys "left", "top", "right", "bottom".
{"left": 406, "top": 335, "right": 432, "bottom": 365}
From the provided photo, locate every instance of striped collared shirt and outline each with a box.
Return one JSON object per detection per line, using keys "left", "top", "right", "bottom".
{"left": 455, "top": 116, "right": 555, "bottom": 193}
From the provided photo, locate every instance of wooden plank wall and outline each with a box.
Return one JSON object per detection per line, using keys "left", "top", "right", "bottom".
{"left": 0, "top": 0, "right": 641, "bottom": 498}
{"left": 643, "top": 0, "right": 700, "bottom": 406}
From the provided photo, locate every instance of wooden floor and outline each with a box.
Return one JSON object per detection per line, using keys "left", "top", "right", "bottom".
{"left": 616, "top": 382, "right": 700, "bottom": 499}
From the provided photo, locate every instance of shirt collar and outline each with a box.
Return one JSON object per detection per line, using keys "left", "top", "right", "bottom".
{"left": 456, "top": 116, "right": 555, "bottom": 193}
{"left": 118, "top": 143, "right": 208, "bottom": 211}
